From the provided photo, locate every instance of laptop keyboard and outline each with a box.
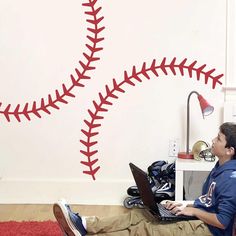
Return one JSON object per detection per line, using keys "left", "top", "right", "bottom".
{"left": 157, "top": 203, "right": 176, "bottom": 217}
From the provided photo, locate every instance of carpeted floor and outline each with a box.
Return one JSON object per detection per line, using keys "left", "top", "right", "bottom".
{"left": 0, "top": 221, "right": 63, "bottom": 236}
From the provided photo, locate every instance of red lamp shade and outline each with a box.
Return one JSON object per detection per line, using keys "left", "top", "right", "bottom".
{"left": 198, "top": 95, "right": 214, "bottom": 117}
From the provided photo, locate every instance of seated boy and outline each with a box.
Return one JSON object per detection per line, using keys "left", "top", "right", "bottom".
{"left": 53, "top": 122, "right": 236, "bottom": 236}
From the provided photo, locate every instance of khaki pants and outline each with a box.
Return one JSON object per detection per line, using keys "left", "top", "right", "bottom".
{"left": 86, "top": 209, "right": 212, "bottom": 236}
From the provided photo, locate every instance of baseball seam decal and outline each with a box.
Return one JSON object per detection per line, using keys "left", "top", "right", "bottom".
{"left": 0, "top": 1, "right": 224, "bottom": 181}
{"left": 80, "top": 57, "right": 223, "bottom": 180}
{"left": 0, "top": 0, "right": 104, "bottom": 122}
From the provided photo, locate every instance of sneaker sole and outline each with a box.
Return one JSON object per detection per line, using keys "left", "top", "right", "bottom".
{"left": 53, "top": 202, "right": 82, "bottom": 236}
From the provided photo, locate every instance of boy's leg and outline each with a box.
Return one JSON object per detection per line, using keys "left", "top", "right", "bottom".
{"left": 87, "top": 212, "right": 212, "bottom": 236}
{"left": 86, "top": 209, "right": 154, "bottom": 235}
{"left": 53, "top": 200, "right": 212, "bottom": 236}
{"left": 151, "top": 220, "right": 212, "bottom": 236}
{"left": 53, "top": 200, "right": 154, "bottom": 236}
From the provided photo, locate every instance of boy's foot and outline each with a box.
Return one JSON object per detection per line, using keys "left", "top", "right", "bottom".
{"left": 53, "top": 199, "right": 87, "bottom": 236}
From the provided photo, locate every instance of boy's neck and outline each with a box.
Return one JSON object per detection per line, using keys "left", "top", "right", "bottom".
{"left": 218, "top": 156, "right": 232, "bottom": 166}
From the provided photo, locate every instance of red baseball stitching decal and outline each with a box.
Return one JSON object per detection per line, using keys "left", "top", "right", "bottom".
{"left": 0, "top": 0, "right": 104, "bottom": 122}
{"left": 80, "top": 57, "right": 223, "bottom": 180}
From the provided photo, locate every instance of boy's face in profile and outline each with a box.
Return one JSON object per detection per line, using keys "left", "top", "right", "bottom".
{"left": 211, "top": 132, "right": 228, "bottom": 158}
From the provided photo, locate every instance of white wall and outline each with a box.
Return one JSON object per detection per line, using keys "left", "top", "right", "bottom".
{"left": 0, "top": 0, "right": 227, "bottom": 204}
{"left": 224, "top": 0, "right": 236, "bottom": 102}
{"left": 226, "top": 0, "right": 236, "bottom": 88}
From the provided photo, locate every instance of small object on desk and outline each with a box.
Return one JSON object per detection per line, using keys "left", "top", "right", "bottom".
{"left": 199, "top": 148, "right": 216, "bottom": 162}
{"left": 178, "top": 152, "right": 194, "bottom": 159}
{"left": 192, "top": 140, "right": 210, "bottom": 161}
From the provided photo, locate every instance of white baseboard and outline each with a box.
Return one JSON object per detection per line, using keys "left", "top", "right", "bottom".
{"left": 0, "top": 178, "right": 133, "bottom": 205}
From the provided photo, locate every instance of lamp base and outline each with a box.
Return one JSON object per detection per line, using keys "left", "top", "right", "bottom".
{"left": 178, "top": 152, "right": 194, "bottom": 159}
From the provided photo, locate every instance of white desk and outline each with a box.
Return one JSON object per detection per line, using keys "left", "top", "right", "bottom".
{"left": 175, "top": 158, "right": 217, "bottom": 201}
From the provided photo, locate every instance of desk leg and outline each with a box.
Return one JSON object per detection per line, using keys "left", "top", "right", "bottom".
{"left": 175, "top": 170, "right": 183, "bottom": 201}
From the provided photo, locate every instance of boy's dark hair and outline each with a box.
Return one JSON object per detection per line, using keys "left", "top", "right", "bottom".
{"left": 220, "top": 122, "right": 236, "bottom": 159}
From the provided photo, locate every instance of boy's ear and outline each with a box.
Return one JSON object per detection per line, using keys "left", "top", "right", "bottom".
{"left": 228, "top": 147, "right": 235, "bottom": 157}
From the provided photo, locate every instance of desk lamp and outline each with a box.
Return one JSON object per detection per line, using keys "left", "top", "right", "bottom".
{"left": 178, "top": 91, "right": 214, "bottom": 159}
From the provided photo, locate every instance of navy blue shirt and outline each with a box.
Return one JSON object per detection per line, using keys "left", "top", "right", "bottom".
{"left": 194, "top": 160, "right": 236, "bottom": 236}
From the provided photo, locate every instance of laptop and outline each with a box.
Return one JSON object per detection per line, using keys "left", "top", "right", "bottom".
{"left": 129, "top": 162, "right": 197, "bottom": 221}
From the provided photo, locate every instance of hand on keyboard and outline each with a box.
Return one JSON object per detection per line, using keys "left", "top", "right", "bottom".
{"left": 162, "top": 200, "right": 186, "bottom": 215}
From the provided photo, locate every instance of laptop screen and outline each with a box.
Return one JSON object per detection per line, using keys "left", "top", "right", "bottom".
{"left": 129, "top": 163, "right": 159, "bottom": 212}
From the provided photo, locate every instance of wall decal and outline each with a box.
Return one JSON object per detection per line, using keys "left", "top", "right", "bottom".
{"left": 80, "top": 57, "right": 223, "bottom": 180}
{"left": 0, "top": 0, "right": 104, "bottom": 122}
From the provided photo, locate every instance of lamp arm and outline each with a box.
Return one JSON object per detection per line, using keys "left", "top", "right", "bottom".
{"left": 186, "top": 91, "right": 199, "bottom": 154}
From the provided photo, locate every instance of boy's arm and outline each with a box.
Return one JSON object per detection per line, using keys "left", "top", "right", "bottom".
{"left": 177, "top": 207, "right": 225, "bottom": 229}
{"left": 162, "top": 200, "right": 225, "bottom": 229}
{"left": 161, "top": 200, "right": 194, "bottom": 207}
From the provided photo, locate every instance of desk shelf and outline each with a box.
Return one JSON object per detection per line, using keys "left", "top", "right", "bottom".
{"left": 175, "top": 158, "right": 217, "bottom": 200}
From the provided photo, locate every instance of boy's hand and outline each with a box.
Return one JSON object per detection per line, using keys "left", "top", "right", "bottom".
{"left": 176, "top": 207, "right": 196, "bottom": 216}
{"left": 163, "top": 200, "right": 185, "bottom": 214}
